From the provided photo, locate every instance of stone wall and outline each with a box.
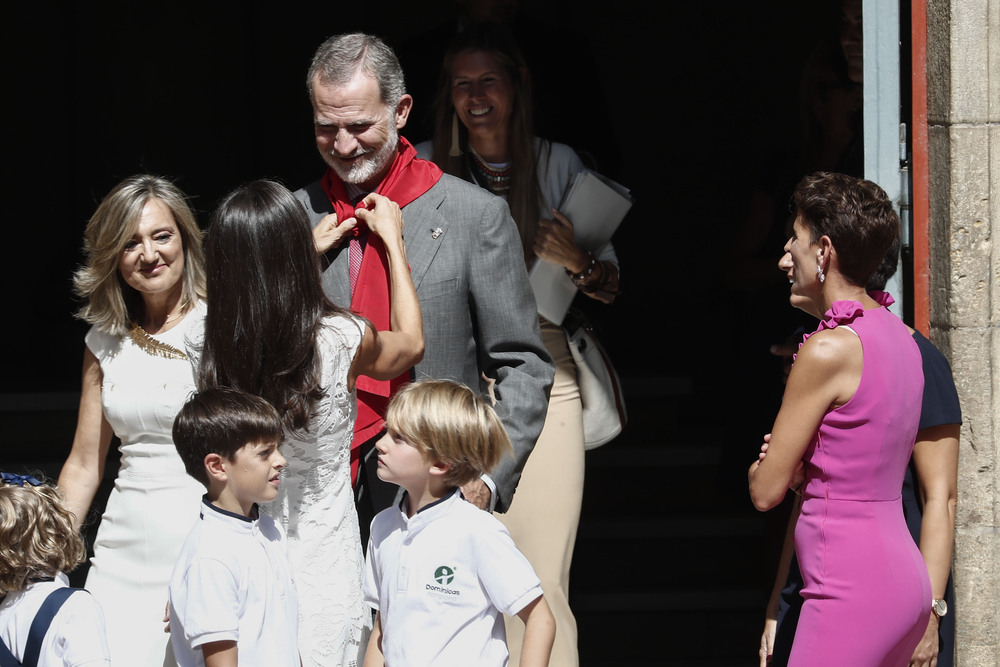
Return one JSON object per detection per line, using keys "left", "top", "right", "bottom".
{"left": 926, "top": 0, "right": 999, "bottom": 663}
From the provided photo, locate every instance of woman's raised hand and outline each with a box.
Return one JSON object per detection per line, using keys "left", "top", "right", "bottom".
{"left": 534, "top": 209, "right": 588, "bottom": 271}
{"left": 355, "top": 193, "right": 404, "bottom": 251}
{"left": 313, "top": 212, "right": 357, "bottom": 254}
{"left": 346, "top": 191, "right": 423, "bottom": 388}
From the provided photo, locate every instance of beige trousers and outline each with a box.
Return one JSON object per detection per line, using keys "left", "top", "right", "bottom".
{"left": 498, "top": 319, "right": 584, "bottom": 667}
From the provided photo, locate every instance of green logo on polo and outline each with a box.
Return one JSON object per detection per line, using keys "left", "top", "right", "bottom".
{"left": 434, "top": 566, "right": 455, "bottom": 585}
{"left": 426, "top": 565, "right": 460, "bottom": 596}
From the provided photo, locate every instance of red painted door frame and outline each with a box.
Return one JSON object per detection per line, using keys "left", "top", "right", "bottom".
{"left": 911, "top": 0, "right": 930, "bottom": 335}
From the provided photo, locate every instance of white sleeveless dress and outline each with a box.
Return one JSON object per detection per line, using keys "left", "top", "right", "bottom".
{"left": 84, "top": 305, "right": 205, "bottom": 667}
{"left": 186, "top": 312, "right": 371, "bottom": 667}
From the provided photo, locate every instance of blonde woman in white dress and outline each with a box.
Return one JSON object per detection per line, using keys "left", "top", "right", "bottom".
{"left": 58, "top": 175, "right": 207, "bottom": 666}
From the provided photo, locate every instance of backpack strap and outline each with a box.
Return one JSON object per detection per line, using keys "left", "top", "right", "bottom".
{"left": 0, "top": 633, "right": 22, "bottom": 667}
{"left": 21, "top": 587, "right": 81, "bottom": 667}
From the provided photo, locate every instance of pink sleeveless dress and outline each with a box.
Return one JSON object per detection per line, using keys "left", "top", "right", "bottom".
{"left": 788, "top": 297, "right": 932, "bottom": 666}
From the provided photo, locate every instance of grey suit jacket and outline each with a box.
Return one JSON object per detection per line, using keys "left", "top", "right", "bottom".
{"left": 294, "top": 173, "right": 554, "bottom": 512}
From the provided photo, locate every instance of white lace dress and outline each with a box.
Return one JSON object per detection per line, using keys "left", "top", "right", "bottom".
{"left": 187, "top": 313, "right": 370, "bottom": 667}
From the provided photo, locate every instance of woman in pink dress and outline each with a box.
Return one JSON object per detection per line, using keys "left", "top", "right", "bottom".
{"left": 748, "top": 172, "right": 931, "bottom": 666}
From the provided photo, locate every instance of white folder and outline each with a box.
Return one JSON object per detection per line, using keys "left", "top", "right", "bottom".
{"left": 529, "top": 170, "right": 633, "bottom": 325}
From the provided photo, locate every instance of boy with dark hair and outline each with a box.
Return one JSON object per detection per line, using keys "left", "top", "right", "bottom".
{"left": 169, "top": 388, "right": 299, "bottom": 667}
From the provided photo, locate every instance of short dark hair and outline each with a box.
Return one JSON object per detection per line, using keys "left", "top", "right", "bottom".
{"left": 866, "top": 235, "right": 901, "bottom": 291}
{"left": 173, "top": 388, "right": 284, "bottom": 488}
{"left": 792, "top": 171, "right": 899, "bottom": 287}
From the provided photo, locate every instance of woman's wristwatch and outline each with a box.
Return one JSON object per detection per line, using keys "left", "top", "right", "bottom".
{"left": 931, "top": 598, "right": 948, "bottom": 618}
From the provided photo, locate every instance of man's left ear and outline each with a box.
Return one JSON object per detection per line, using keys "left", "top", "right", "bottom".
{"left": 395, "top": 94, "right": 413, "bottom": 130}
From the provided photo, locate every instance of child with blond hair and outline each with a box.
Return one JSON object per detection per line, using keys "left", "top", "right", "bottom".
{"left": 363, "top": 380, "right": 555, "bottom": 667}
{"left": 0, "top": 473, "right": 110, "bottom": 666}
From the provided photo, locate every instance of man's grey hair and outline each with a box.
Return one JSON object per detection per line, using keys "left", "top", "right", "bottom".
{"left": 307, "top": 33, "right": 406, "bottom": 107}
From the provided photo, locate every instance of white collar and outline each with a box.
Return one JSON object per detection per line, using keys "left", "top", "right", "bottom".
{"left": 200, "top": 496, "right": 259, "bottom": 535}
{"left": 397, "top": 488, "right": 462, "bottom": 531}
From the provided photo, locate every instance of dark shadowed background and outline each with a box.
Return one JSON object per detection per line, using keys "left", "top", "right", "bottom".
{"left": 5, "top": 0, "right": 841, "bottom": 393}
{"left": 5, "top": 2, "right": 859, "bottom": 662}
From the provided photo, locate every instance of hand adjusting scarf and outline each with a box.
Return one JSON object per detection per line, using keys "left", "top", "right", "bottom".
{"left": 320, "top": 137, "right": 443, "bottom": 485}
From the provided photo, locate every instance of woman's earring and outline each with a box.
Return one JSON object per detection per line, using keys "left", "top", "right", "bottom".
{"left": 449, "top": 112, "right": 462, "bottom": 157}
{"left": 816, "top": 254, "right": 826, "bottom": 283}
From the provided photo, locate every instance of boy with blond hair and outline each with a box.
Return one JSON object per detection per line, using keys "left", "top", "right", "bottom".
{"left": 169, "top": 388, "right": 299, "bottom": 667}
{"left": 363, "top": 379, "right": 555, "bottom": 666}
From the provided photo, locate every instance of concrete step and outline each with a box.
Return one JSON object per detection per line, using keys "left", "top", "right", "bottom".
{"left": 571, "top": 379, "right": 772, "bottom": 666}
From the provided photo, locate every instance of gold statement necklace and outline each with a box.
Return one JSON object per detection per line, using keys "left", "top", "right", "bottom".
{"left": 128, "top": 308, "right": 188, "bottom": 360}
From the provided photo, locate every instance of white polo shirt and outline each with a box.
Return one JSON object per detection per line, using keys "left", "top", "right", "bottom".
{"left": 0, "top": 573, "right": 110, "bottom": 666}
{"left": 363, "top": 490, "right": 543, "bottom": 666}
{"left": 169, "top": 498, "right": 299, "bottom": 667}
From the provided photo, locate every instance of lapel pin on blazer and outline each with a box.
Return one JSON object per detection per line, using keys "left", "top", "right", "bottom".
{"left": 431, "top": 227, "right": 443, "bottom": 239}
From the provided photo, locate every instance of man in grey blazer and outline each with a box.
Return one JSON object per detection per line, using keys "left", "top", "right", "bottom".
{"left": 294, "top": 33, "right": 553, "bottom": 525}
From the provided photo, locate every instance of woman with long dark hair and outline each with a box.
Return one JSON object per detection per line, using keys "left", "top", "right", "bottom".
{"left": 188, "top": 179, "right": 423, "bottom": 666}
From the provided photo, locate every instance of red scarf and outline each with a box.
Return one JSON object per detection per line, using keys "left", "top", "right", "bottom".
{"left": 320, "top": 137, "right": 442, "bottom": 486}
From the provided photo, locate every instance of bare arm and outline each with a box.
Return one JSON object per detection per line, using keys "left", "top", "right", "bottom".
{"left": 908, "top": 423, "right": 960, "bottom": 667}
{"left": 363, "top": 612, "right": 384, "bottom": 667}
{"left": 516, "top": 596, "right": 556, "bottom": 667}
{"left": 57, "top": 348, "right": 114, "bottom": 531}
{"left": 203, "top": 640, "right": 238, "bottom": 667}
{"left": 761, "top": 495, "right": 800, "bottom": 666}
{"left": 348, "top": 193, "right": 424, "bottom": 387}
{"left": 749, "top": 328, "right": 862, "bottom": 510}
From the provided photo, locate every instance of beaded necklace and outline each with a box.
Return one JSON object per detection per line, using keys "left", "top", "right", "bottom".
{"left": 468, "top": 146, "right": 511, "bottom": 195}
